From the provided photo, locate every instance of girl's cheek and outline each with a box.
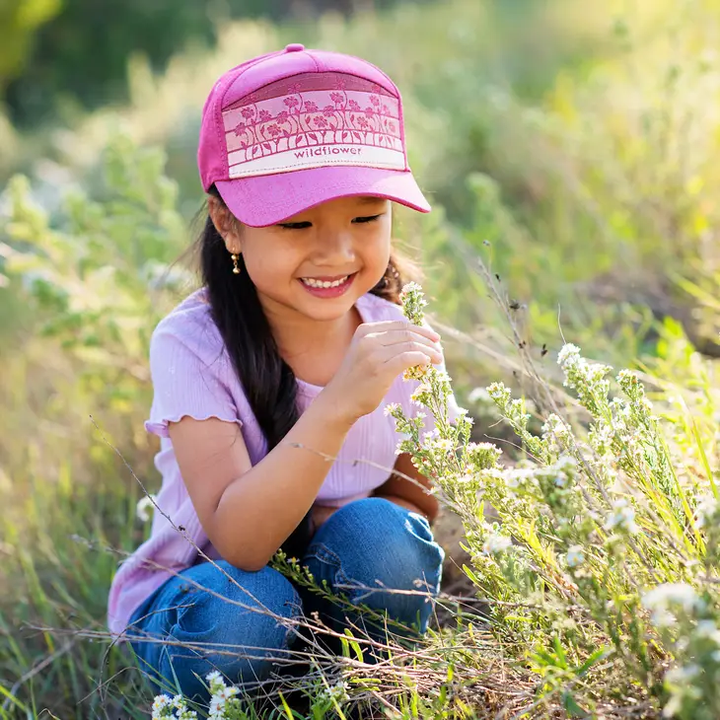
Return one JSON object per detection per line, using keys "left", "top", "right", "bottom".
{"left": 365, "top": 233, "right": 391, "bottom": 267}
{"left": 243, "top": 242, "right": 291, "bottom": 278}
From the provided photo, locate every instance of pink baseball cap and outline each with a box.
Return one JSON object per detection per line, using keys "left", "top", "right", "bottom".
{"left": 198, "top": 44, "right": 431, "bottom": 227}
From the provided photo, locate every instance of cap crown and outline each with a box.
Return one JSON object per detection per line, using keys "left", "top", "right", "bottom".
{"left": 198, "top": 45, "right": 408, "bottom": 190}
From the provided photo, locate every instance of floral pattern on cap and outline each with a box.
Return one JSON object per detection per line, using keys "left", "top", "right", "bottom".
{"left": 221, "top": 72, "right": 404, "bottom": 178}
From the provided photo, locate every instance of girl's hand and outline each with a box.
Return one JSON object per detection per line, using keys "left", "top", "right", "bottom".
{"left": 320, "top": 320, "right": 443, "bottom": 425}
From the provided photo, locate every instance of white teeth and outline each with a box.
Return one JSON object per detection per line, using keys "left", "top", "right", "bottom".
{"left": 301, "top": 275, "right": 349, "bottom": 289}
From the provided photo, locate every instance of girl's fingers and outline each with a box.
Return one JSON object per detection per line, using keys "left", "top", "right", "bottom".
{"left": 376, "top": 341, "right": 442, "bottom": 366}
{"left": 360, "top": 320, "right": 441, "bottom": 343}
{"left": 384, "top": 351, "right": 435, "bottom": 377}
{"left": 366, "top": 328, "right": 442, "bottom": 353}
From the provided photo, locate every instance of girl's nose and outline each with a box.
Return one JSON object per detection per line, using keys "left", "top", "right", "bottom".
{"left": 314, "top": 230, "right": 356, "bottom": 263}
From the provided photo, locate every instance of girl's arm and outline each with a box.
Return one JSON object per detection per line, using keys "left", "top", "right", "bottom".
{"left": 169, "top": 393, "right": 354, "bottom": 571}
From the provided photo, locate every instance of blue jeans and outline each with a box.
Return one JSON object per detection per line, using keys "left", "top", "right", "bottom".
{"left": 127, "top": 498, "right": 444, "bottom": 702}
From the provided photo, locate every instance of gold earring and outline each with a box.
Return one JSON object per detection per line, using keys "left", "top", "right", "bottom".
{"left": 231, "top": 253, "right": 241, "bottom": 275}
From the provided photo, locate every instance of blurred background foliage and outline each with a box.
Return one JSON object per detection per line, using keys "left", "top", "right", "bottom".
{"left": 1, "top": 0, "right": 429, "bottom": 126}
{"left": 3, "top": 0, "right": 720, "bottom": 714}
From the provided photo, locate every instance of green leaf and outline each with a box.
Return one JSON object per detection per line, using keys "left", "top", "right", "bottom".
{"left": 343, "top": 628, "right": 364, "bottom": 662}
{"left": 562, "top": 691, "right": 588, "bottom": 718}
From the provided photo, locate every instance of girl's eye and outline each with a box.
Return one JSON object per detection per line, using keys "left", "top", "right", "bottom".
{"left": 352, "top": 214, "right": 383, "bottom": 224}
{"left": 279, "top": 214, "right": 383, "bottom": 229}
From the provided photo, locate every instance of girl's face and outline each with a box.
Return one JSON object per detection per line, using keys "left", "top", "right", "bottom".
{"left": 212, "top": 195, "right": 392, "bottom": 324}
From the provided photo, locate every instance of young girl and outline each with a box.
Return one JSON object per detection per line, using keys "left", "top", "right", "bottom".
{"left": 109, "top": 44, "right": 459, "bottom": 702}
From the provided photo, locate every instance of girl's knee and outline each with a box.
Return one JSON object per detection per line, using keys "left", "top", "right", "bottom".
{"left": 156, "top": 562, "right": 303, "bottom": 699}
{"left": 173, "top": 561, "right": 301, "bottom": 644}
{"left": 307, "top": 498, "right": 444, "bottom": 607}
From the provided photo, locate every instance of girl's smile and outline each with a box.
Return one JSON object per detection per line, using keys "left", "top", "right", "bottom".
{"left": 298, "top": 272, "right": 357, "bottom": 297}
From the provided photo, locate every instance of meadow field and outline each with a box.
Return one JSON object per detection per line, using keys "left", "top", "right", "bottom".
{"left": 3, "top": 0, "right": 720, "bottom": 717}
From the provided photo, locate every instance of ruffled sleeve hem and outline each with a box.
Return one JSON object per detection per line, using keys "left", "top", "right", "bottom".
{"left": 145, "top": 413, "right": 243, "bottom": 439}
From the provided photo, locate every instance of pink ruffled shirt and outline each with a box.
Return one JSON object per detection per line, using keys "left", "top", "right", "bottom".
{"left": 107, "top": 288, "right": 457, "bottom": 636}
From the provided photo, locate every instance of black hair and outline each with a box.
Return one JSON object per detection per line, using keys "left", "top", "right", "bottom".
{"left": 199, "top": 185, "right": 415, "bottom": 558}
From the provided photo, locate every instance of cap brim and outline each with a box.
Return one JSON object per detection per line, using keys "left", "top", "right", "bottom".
{"left": 215, "top": 165, "right": 431, "bottom": 227}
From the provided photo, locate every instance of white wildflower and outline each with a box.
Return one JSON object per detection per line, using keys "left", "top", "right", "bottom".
{"left": 557, "top": 343, "right": 581, "bottom": 368}
{"left": 384, "top": 403, "right": 400, "bottom": 417}
{"left": 589, "top": 421, "right": 615, "bottom": 455}
{"left": 662, "top": 694, "right": 681, "bottom": 718}
{"left": 209, "top": 696, "right": 225, "bottom": 716}
{"left": 152, "top": 695, "right": 172, "bottom": 710}
{"left": 504, "top": 467, "right": 537, "bottom": 490}
{"left": 482, "top": 533, "right": 512, "bottom": 555}
{"left": 555, "top": 456, "right": 577, "bottom": 474}
{"left": 435, "top": 369, "right": 451, "bottom": 384}
{"left": 616, "top": 369, "right": 637, "bottom": 384}
{"left": 399, "top": 281, "right": 427, "bottom": 325}
{"left": 694, "top": 619, "right": 720, "bottom": 644}
{"left": 586, "top": 362, "right": 613, "bottom": 384}
{"left": 643, "top": 583, "right": 700, "bottom": 612}
{"left": 427, "top": 437, "right": 454, "bottom": 453}
{"left": 507, "top": 398, "right": 530, "bottom": 424}
{"left": 410, "top": 384, "right": 431, "bottom": 404}
{"left": 694, "top": 493, "right": 719, "bottom": 530}
{"left": 566, "top": 546, "right": 585, "bottom": 568}
{"left": 465, "top": 441, "right": 502, "bottom": 468}
{"left": 665, "top": 662, "right": 701, "bottom": 683}
{"left": 322, "top": 681, "right": 350, "bottom": 704}
{"left": 136, "top": 494, "right": 157, "bottom": 523}
{"left": 151, "top": 694, "right": 173, "bottom": 719}
{"left": 614, "top": 398, "right": 632, "bottom": 417}
{"left": 217, "top": 685, "right": 239, "bottom": 700}
{"left": 468, "top": 387, "right": 492, "bottom": 405}
{"left": 604, "top": 498, "right": 639, "bottom": 534}
{"left": 650, "top": 607, "right": 678, "bottom": 628}
{"left": 205, "top": 670, "right": 224, "bottom": 687}
{"left": 643, "top": 583, "right": 703, "bottom": 628}
{"left": 662, "top": 664, "right": 702, "bottom": 717}
{"left": 486, "top": 382, "right": 510, "bottom": 405}
{"left": 695, "top": 619, "right": 716, "bottom": 636}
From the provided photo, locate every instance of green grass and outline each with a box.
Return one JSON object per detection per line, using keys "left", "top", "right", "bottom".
{"left": 0, "top": 462, "right": 145, "bottom": 716}
{"left": 0, "top": 451, "right": 521, "bottom": 718}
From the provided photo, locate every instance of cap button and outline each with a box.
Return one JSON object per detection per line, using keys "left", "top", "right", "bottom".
{"left": 285, "top": 43, "right": 305, "bottom": 52}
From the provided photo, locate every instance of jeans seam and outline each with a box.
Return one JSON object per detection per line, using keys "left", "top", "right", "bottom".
{"left": 305, "top": 542, "right": 357, "bottom": 598}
